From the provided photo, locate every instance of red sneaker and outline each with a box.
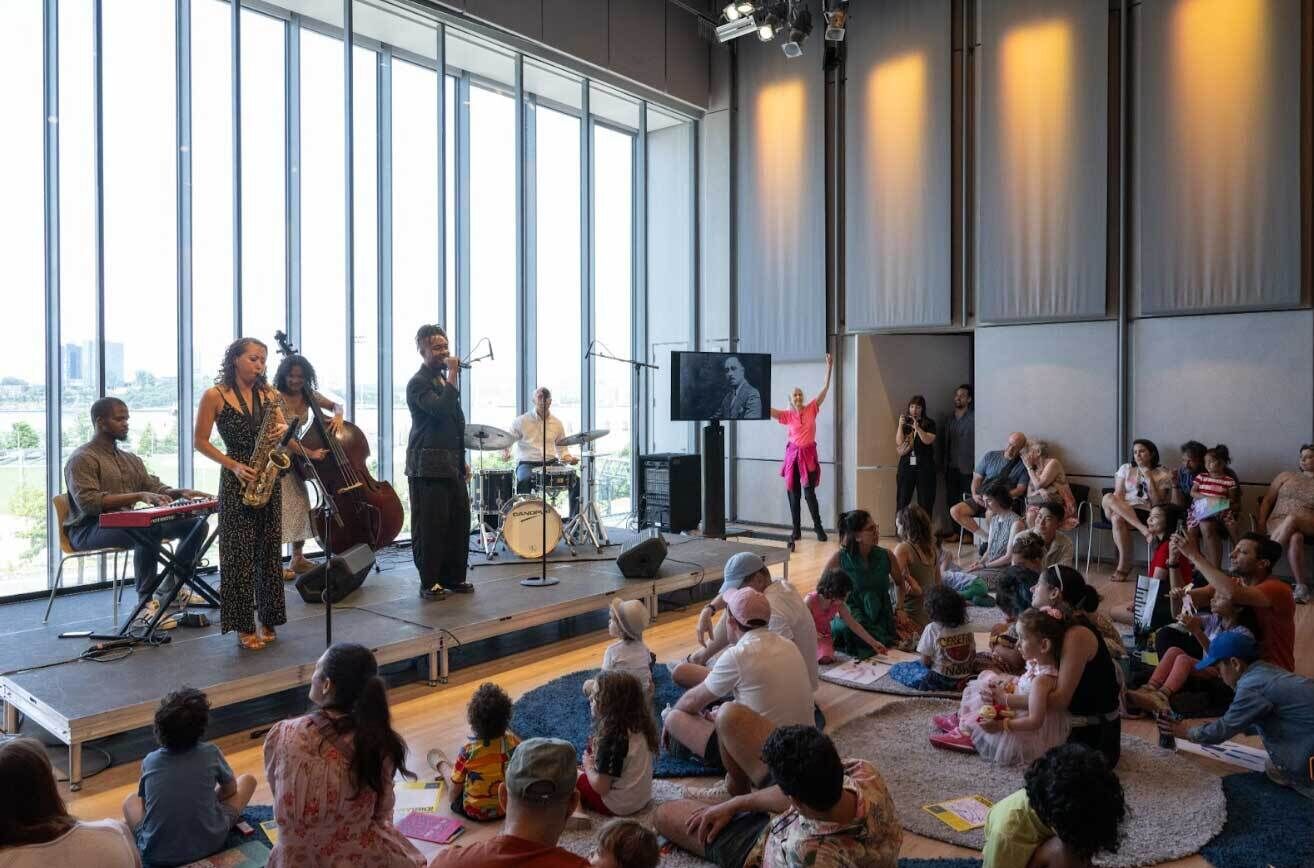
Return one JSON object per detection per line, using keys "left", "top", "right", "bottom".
{"left": 929, "top": 730, "right": 977, "bottom": 753}
{"left": 932, "top": 712, "right": 960, "bottom": 733}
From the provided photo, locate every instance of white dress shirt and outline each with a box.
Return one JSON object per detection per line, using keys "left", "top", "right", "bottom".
{"left": 510, "top": 411, "right": 571, "bottom": 463}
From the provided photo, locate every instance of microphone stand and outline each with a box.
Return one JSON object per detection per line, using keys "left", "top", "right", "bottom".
{"left": 299, "top": 448, "right": 337, "bottom": 647}
{"left": 586, "top": 345, "right": 658, "bottom": 531}
{"left": 520, "top": 405, "right": 559, "bottom": 587}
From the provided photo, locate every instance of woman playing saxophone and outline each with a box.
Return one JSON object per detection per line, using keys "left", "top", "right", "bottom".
{"left": 194, "top": 338, "right": 289, "bottom": 651}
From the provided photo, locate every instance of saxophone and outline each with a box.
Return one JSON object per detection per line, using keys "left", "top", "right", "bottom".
{"left": 241, "top": 402, "right": 292, "bottom": 508}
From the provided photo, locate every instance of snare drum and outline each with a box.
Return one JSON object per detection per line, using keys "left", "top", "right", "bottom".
{"left": 501, "top": 496, "right": 563, "bottom": 558}
{"left": 478, "top": 470, "right": 514, "bottom": 526}
{"left": 531, "top": 464, "right": 577, "bottom": 493}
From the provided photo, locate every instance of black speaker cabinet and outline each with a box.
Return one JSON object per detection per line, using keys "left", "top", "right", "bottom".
{"left": 616, "top": 533, "right": 669, "bottom": 579}
{"left": 294, "top": 544, "right": 375, "bottom": 604}
{"left": 637, "top": 452, "right": 701, "bottom": 533}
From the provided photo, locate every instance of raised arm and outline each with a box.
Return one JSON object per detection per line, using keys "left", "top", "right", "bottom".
{"left": 1174, "top": 530, "right": 1274, "bottom": 609}
{"left": 814, "top": 353, "right": 833, "bottom": 407}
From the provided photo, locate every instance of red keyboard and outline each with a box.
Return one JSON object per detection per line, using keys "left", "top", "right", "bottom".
{"left": 99, "top": 497, "right": 219, "bottom": 528}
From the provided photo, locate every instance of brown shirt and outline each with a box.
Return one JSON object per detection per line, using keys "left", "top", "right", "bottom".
{"left": 63, "top": 438, "right": 171, "bottom": 528}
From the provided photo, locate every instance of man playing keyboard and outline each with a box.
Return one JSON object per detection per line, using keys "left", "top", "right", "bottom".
{"left": 65, "top": 398, "right": 212, "bottom": 610}
{"left": 503, "top": 387, "right": 580, "bottom": 517}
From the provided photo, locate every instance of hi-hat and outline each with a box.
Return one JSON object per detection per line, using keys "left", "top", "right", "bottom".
{"left": 463, "top": 424, "right": 516, "bottom": 451}
{"left": 558, "top": 428, "right": 610, "bottom": 447}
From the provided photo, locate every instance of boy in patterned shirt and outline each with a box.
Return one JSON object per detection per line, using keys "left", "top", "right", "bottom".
{"left": 655, "top": 726, "right": 901, "bottom": 867}
{"left": 450, "top": 682, "right": 521, "bottom": 821}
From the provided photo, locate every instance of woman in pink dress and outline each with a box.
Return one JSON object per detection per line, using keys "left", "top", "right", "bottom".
{"left": 264, "top": 643, "right": 425, "bottom": 868}
{"left": 771, "top": 352, "right": 832, "bottom": 550}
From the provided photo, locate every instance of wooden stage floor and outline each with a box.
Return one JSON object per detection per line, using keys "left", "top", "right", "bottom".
{"left": 0, "top": 529, "right": 786, "bottom": 789}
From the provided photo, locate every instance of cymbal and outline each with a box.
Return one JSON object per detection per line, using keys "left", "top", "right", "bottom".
{"left": 577, "top": 452, "right": 612, "bottom": 459}
{"left": 463, "top": 423, "right": 515, "bottom": 451}
{"left": 558, "top": 428, "right": 610, "bottom": 447}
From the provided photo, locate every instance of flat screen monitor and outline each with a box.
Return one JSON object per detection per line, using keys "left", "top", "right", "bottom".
{"left": 670, "top": 351, "right": 772, "bottom": 421}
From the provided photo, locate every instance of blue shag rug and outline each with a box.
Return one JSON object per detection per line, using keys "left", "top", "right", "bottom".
{"left": 1201, "top": 773, "right": 1314, "bottom": 868}
{"left": 511, "top": 667, "right": 720, "bottom": 778}
{"left": 898, "top": 861, "right": 980, "bottom": 868}
{"left": 142, "top": 806, "right": 274, "bottom": 868}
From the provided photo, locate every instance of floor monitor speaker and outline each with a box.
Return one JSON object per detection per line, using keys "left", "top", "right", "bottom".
{"left": 294, "top": 544, "right": 375, "bottom": 604}
{"left": 616, "top": 533, "right": 669, "bottom": 579}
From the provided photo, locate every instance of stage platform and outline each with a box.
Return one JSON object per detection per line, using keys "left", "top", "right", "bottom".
{"left": 0, "top": 529, "right": 787, "bottom": 789}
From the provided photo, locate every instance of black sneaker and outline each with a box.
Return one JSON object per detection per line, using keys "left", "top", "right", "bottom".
{"left": 447, "top": 582, "right": 475, "bottom": 594}
{"left": 419, "top": 585, "right": 448, "bottom": 601}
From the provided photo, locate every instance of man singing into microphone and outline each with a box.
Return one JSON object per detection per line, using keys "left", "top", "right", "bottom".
{"left": 406, "top": 324, "right": 474, "bottom": 599}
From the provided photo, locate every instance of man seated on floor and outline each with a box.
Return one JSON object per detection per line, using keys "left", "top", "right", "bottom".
{"left": 654, "top": 725, "right": 901, "bottom": 868}
{"left": 1159, "top": 630, "right": 1314, "bottom": 801}
{"left": 680, "top": 552, "right": 819, "bottom": 694}
{"left": 949, "top": 431, "right": 1030, "bottom": 541}
{"left": 1009, "top": 502, "right": 1075, "bottom": 570}
{"left": 64, "top": 397, "right": 211, "bottom": 610}
{"left": 663, "top": 588, "right": 815, "bottom": 798}
{"left": 1173, "top": 524, "right": 1295, "bottom": 672}
{"left": 428, "top": 738, "right": 589, "bottom": 867}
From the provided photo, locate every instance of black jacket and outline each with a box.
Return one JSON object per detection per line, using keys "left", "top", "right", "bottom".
{"left": 404, "top": 364, "right": 467, "bottom": 479}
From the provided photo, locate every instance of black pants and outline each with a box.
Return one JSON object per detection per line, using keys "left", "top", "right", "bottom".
{"left": 1154, "top": 626, "right": 1204, "bottom": 660}
{"left": 408, "top": 476, "right": 471, "bottom": 590}
{"left": 787, "top": 462, "right": 822, "bottom": 537}
{"left": 1069, "top": 718, "right": 1122, "bottom": 768}
{"left": 945, "top": 466, "right": 972, "bottom": 510}
{"left": 896, "top": 461, "right": 936, "bottom": 515}
{"left": 69, "top": 516, "right": 208, "bottom": 602}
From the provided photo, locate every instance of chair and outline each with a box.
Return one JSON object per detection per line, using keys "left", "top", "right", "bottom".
{"left": 44, "top": 493, "right": 131, "bottom": 624}
{"left": 1066, "top": 482, "right": 1092, "bottom": 570}
{"left": 1087, "top": 487, "right": 1115, "bottom": 575}
{"left": 955, "top": 493, "right": 977, "bottom": 561}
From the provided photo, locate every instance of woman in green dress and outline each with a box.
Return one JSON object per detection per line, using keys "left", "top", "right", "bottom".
{"left": 826, "top": 509, "right": 910, "bottom": 657}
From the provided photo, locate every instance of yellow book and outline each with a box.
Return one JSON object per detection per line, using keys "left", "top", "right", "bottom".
{"left": 922, "top": 794, "right": 994, "bottom": 832}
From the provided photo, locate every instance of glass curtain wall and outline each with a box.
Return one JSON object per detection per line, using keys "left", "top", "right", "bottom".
{"left": 2, "top": 0, "right": 692, "bottom": 600}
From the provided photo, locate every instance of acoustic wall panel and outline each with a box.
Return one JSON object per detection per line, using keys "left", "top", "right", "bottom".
{"left": 609, "top": 0, "right": 667, "bottom": 89}
{"left": 844, "top": 0, "right": 953, "bottom": 330}
{"left": 735, "top": 0, "right": 827, "bottom": 360}
{"left": 543, "top": 0, "right": 610, "bottom": 69}
{"left": 976, "top": 0, "right": 1108, "bottom": 322}
{"left": 974, "top": 321, "right": 1119, "bottom": 477}
{"left": 665, "top": 1, "right": 710, "bottom": 108}
{"left": 1130, "top": 310, "right": 1313, "bottom": 483}
{"left": 1133, "top": 0, "right": 1302, "bottom": 315}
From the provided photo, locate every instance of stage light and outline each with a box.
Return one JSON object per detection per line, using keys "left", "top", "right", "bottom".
{"left": 782, "top": 5, "right": 811, "bottom": 57}
{"left": 758, "top": 20, "right": 776, "bottom": 41}
{"left": 824, "top": 1, "right": 848, "bottom": 42}
{"left": 736, "top": 1, "right": 755, "bottom": 12}
{"left": 723, "top": 3, "right": 742, "bottom": 21}
{"left": 717, "top": 14, "right": 757, "bottom": 42}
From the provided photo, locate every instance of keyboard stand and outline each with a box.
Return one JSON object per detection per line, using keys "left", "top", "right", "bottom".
{"left": 84, "top": 518, "right": 221, "bottom": 644}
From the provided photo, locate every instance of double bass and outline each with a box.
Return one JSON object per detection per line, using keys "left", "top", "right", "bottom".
{"left": 273, "top": 331, "right": 404, "bottom": 552}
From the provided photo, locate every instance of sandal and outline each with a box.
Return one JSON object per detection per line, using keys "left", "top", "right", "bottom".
{"left": 1109, "top": 568, "right": 1131, "bottom": 583}
{"left": 258, "top": 625, "right": 277, "bottom": 643}
{"left": 282, "top": 568, "right": 296, "bottom": 582}
{"left": 238, "top": 632, "right": 266, "bottom": 650}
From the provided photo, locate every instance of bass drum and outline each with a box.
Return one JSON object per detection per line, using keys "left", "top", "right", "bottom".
{"left": 501, "top": 497, "right": 563, "bottom": 559}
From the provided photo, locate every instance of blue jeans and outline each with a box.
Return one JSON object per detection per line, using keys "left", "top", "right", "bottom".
{"left": 68, "top": 516, "right": 208, "bottom": 602}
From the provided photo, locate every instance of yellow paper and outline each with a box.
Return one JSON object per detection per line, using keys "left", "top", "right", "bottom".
{"left": 259, "top": 820, "right": 279, "bottom": 845}
{"left": 922, "top": 794, "right": 994, "bottom": 832}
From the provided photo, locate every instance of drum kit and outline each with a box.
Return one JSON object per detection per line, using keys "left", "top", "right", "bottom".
{"left": 465, "top": 423, "right": 612, "bottom": 559}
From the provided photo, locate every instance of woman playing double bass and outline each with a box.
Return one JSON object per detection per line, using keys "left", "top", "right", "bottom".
{"left": 273, "top": 354, "right": 344, "bottom": 580}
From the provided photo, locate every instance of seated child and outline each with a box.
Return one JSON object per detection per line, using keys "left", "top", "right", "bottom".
{"left": 578, "top": 671, "right": 657, "bottom": 817}
{"left": 804, "top": 568, "right": 888, "bottom": 664}
{"left": 451, "top": 682, "right": 520, "bottom": 821}
{"left": 982, "top": 744, "right": 1126, "bottom": 868}
{"left": 981, "top": 568, "right": 1030, "bottom": 676}
{"left": 589, "top": 818, "right": 660, "bottom": 868}
{"left": 934, "top": 607, "right": 1071, "bottom": 766}
{"left": 889, "top": 585, "right": 976, "bottom": 692}
{"left": 588, "top": 598, "right": 655, "bottom": 699}
{"left": 124, "top": 687, "right": 256, "bottom": 868}
{"left": 943, "top": 484, "right": 1018, "bottom": 598}
{"left": 1127, "top": 591, "right": 1254, "bottom": 714}
{"left": 1188, "top": 444, "right": 1238, "bottom": 530}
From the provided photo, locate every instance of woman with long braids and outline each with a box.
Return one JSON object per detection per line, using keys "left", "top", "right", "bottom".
{"left": 194, "top": 338, "right": 288, "bottom": 650}
{"left": 272, "top": 353, "right": 345, "bottom": 579}
{"left": 264, "top": 643, "right": 424, "bottom": 867}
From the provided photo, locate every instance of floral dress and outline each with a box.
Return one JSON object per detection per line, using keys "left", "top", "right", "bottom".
{"left": 957, "top": 661, "right": 1070, "bottom": 766}
{"left": 264, "top": 712, "right": 425, "bottom": 868}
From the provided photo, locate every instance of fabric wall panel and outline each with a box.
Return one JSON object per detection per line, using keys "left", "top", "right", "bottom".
{"left": 976, "top": 0, "right": 1108, "bottom": 322}
{"left": 844, "top": 0, "right": 952, "bottom": 330}
{"left": 1133, "top": 0, "right": 1301, "bottom": 315}
{"left": 974, "top": 321, "right": 1119, "bottom": 477}
{"left": 1130, "top": 310, "right": 1313, "bottom": 484}
{"left": 735, "top": 0, "right": 827, "bottom": 360}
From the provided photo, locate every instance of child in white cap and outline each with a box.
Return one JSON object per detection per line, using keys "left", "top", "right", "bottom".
{"left": 586, "top": 598, "right": 655, "bottom": 700}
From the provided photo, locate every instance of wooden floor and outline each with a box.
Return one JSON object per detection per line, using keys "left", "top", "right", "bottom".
{"left": 60, "top": 533, "right": 1314, "bottom": 864}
